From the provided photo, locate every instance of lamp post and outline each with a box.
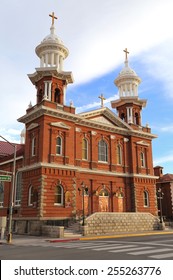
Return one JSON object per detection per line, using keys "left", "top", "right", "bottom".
{"left": 0, "top": 135, "right": 16, "bottom": 243}
{"left": 157, "top": 187, "right": 164, "bottom": 224}
{"left": 80, "top": 182, "right": 88, "bottom": 226}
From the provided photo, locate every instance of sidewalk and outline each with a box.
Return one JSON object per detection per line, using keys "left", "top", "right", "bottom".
{"left": 1, "top": 228, "right": 173, "bottom": 246}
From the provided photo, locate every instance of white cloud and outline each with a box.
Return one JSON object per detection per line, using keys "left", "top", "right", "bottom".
{"left": 64, "top": 0, "right": 173, "bottom": 85}
{"left": 1, "top": 0, "right": 173, "bottom": 145}
{"left": 151, "top": 124, "right": 173, "bottom": 133}
{"left": 140, "top": 38, "right": 173, "bottom": 99}
{"left": 76, "top": 95, "right": 118, "bottom": 113}
{"left": 154, "top": 153, "right": 173, "bottom": 166}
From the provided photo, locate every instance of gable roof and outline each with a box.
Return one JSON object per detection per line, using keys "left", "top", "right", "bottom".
{"left": 79, "top": 107, "right": 132, "bottom": 130}
{"left": 160, "top": 173, "right": 173, "bottom": 182}
{"left": 0, "top": 141, "right": 24, "bottom": 160}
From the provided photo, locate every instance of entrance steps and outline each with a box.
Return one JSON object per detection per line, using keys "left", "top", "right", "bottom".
{"left": 64, "top": 220, "right": 83, "bottom": 238}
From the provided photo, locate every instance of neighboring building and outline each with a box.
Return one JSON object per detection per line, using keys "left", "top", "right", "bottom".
{"left": 154, "top": 166, "right": 173, "bottom": 220}
{"left": 0, "top": 13, "right": 158, "bottom": 235}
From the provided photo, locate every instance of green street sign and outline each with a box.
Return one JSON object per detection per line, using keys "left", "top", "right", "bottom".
{"left": 0, "top": 175, "right": 12, "bottom": 182}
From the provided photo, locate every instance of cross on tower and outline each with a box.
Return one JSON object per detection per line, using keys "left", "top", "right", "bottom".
{"left": 49, "top": 12, "right": 58, "bottom": 25}
{"left": 123, "top": 48, "right": 129, "bottom": 61}
{"left": 98, "top": 94, "right": 106, "bottom": 108}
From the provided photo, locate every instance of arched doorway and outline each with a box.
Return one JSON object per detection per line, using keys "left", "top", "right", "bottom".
{"left": 99, "top": 188, "right": 109, "bottom": 212}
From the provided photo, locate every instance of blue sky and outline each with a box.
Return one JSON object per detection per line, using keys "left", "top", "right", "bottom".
{"left": 0, "top": 0, "right": 173, "bottom": 174}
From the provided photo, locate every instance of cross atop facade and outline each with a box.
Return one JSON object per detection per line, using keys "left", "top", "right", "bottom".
{"left": 123, "top": 48, "right": 129, "bottom": 61}
{"left": 49, "top": 12, "right": 58, "bottom": 25}
{"left": 98, "top": 94, "right": 106, "bottom": 108}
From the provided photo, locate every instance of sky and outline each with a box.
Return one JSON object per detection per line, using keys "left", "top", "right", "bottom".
{"left": 0, "top": 0, "right": 173, "bottom": 174}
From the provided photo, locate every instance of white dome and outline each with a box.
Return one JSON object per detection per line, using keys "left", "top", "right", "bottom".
{"left": 42, "top": 26, "right": 64, "bottom": 45}
{"left": 114, "top": 58, "right": 141, "bottom": 98}
{"left": 118, "top": 61, "right": 138, "bottom": 78}
{"left": 35, "top": 24, "right": 69, "bottom": 68}
{"left": 119, "top": 65, "right": 137, "bottom": 76}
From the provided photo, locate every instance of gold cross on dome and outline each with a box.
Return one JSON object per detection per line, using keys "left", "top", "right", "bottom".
{"left": 49, "top": 12, "right": 58, "bottom": 25}
{"left": 123, "top": 48, "right": 129, "bottom": 60}
{"left": 98, "top": 94, "right": 106, "bottom": 108}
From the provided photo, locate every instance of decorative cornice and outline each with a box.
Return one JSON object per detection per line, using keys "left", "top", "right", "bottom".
{"left": 18, "top": 105, "right": 157, "bottom": 140}
{"left": 28, "top": 67, "right": 74, "bottom": 85}
{"left": 111, "top": 97, "right": 147, "bottom": 108}
{"left": 17, "top": 161, "right": 158, "bottom": 180}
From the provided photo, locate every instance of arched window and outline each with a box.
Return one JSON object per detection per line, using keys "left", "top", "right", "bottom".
{"left": 55, "top": 185, "right": 63, "bottom": 205}
{"left": 140, "top": 152, "right": 146, "bottom": 167}
{"left": 28, "top": 185, "right": 34, "bottom": 206}
{"left": 134, "top": 112, "right": 139, "bottom": 125}
{"left": 117, "top": 144, "right": 122, "bottom": 165}
{"left": 143, "top": 190, "right": 149, "bottom": 207}
{"left": 56, "top": 136, "right": 62, "bottom": 155}
{"left": 98, "top": 139, "right": 108, "bottom": 162}
{"left": 0, "top": 182, "right": 4, "bottom": 207}
{"left": 99, "top": 188, "right": 109, "bottom": 196}
{"left": 38, "top": 89, "right": 43, "bottom": 103}
{"left": 82, "top": 138, "right": 88, "bottom": 160}
{"left": 54, "top": 88, "right": 61, "bottom": 103}
{"left": 31, "top": 137, "right": 36, "bottom": 156}
{"left": 120, "top": 113, "right": 125, "bottom": 121}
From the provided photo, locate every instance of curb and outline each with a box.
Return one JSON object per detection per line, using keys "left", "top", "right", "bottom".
{"left": 1, "top": 230, "right": 173, "bottom": 245}
{"left": 49, "top": 238, "right": 80, "bottom": 243}
{"left": 48, "top": 230, "right": 173, "bottom": 243}
{"left": 80, "top": 230, "right": 173, "bottom": 241}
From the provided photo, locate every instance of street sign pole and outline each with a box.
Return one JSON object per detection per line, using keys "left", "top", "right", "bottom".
{"left": 0, "top": 135, "right": 17, "bottom": 244}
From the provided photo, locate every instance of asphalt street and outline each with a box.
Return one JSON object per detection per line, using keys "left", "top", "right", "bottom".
{"left": 1, "top": 233, "right": 173, "bottom": 260}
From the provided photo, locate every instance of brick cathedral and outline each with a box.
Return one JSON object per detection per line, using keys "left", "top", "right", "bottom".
{"left": 0, "top": 13, "right": 158, "bottom": 234}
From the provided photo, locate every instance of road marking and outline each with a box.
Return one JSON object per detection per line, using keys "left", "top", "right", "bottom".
{"left": 150, "top": 252, "right": 173, "bottom": 259}
{"left": 93, "top": 245, "right": 137, "bottom": 251}
{"left": 129, "top": 248, "right": 172, "bottom": 255}
{"left": 78, "top": 244, "right": 120, "bottom": 250}
{"left": 154, "top": 239, "right": 173, "bottom": 244}
{"left": 55, "top": 242, "right": 110, "bottom": 249}
{"left": 110, "top": 246, "right": 153, "bottom": 253}
{"left": 55, "top": 242, "right": 100, "bottom": 248}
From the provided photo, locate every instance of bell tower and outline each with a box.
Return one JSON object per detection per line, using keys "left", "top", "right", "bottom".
{"left": 28, "top": 12, "right": 73, "bottom": 107}
{"left": 111, "top": 49, "right": 146, "bottom": 126}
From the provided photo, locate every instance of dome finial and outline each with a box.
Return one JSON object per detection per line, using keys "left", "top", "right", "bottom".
{"left": 123, "top": 48, "right": 129, "bottom": 66}
{"left": 49, "top": 12, "right": 58, "bottom": 26}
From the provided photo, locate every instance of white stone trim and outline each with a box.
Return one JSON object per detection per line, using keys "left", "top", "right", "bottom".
{"left": 17, "top": 162, "right": 158, "bottom": 179}
{"left": 27, "top": 123, "right": 39, "bottom": 130}
{"left": 50, "top": 122, "right": 71, "bottom": 130}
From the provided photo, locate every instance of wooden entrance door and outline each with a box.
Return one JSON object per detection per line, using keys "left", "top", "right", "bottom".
{"left": 99, "top": 189, "right": 109, "bottom": 212}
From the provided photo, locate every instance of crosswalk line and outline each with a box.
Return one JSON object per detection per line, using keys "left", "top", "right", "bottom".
{"left": 150, "top": 252, "right": 173, "bottom": 259}
{"left": 55, "top": 242, "right": 99, "bottom": 248}
{"left": 55, "top": 242, "right": 109, "bottom": 249}
{"left": 78, "top": 244, "right": 119, "bottom": 250}
{"left": 93, "top": 245, "right": 137, "bottom": 251}
{"left": 110, "top": 246, "right": 153, "bottom": 253}
{"left": 129, "top": 248, "right": 172, "bottom": 255}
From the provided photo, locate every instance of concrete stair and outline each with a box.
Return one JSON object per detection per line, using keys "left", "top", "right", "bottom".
{"left": 64, "top": 220, "right": 82, "bottom": 238}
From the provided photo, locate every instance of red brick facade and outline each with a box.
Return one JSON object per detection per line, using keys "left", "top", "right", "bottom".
{"left": 0, "top": 16, "right": 158, "bottom": 232}
{"left": 154, "top": 166, "right": 173, "bottom": 220}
